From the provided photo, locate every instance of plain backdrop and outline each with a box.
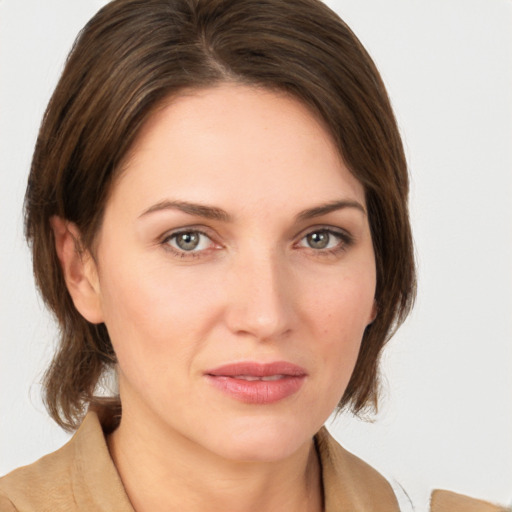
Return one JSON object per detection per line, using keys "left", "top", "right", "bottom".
{"left": 1, "top": 1, "right": 511, "bottom": 510}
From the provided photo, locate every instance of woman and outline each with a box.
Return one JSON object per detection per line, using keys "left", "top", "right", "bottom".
{"left": 0, "top": 0, "right": 506, "bottom": 510}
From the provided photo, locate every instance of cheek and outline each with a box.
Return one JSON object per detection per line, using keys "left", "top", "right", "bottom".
{"left": 306, "top": 269, "right": 375, "bottom": 332}
{"left": 304, "top": 270, "right": 375, "bottom": 370}
{"left": 97, "top": 257, "right": 223, "bottom": 376}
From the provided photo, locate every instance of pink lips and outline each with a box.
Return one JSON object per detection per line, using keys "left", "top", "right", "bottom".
{"left": 205, "top": 362, "right": 307, "bottom": 404}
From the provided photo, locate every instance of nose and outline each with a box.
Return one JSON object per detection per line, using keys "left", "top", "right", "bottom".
{"left": 224, "top": 248, "right": 295, "bottom": 342}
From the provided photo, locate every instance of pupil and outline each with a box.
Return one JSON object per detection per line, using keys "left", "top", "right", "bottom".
{"left": 308, "top": 231, "right": 329, "bottom": 249}
{"left": 177, "top": 232, "right": 199, "bottom": 250}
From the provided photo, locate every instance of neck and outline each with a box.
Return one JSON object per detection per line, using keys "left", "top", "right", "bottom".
{"left": 107, "top": 406, "right": 323, "bottom": 512}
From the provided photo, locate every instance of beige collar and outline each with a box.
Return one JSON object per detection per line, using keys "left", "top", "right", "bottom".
{"left": 315, "top": 427, "right": 400, "bottom": 511}
{"left": 5, "top": 409, "right": 398, "bottom": 511}
{"left": 68, "top": 410, "right": 135, "bottom": 511}
{"left": 79, "top": 410, "right": 400, "bottom": 511}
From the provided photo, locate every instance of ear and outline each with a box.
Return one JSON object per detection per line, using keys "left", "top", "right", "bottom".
{"left": 50, "top": 216, "right": 104, "bottom": 324}
{"left": 368, "top": 299, "right": 378, "bottom": 325}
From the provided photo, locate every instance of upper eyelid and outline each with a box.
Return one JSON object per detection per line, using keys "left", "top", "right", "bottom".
{"left": 295, "top": 225, "right": 353, "bottom": 240}
{"left": 160, "top": 226, "right": 215, "bottom": 242}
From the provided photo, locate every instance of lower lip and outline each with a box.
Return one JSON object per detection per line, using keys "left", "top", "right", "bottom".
{"left": 206, "top": 375, "right": 305, "bottom": 404}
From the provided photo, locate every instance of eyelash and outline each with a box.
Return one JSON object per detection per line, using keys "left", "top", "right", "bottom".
{"left": 295, "top": 227, "right": 354, "bottom": 258}
{"left": 161, "top": 228, "right": 217, "bottom": 259}
{"left": 159, "top": 226, "right": 354, "bottom": 260}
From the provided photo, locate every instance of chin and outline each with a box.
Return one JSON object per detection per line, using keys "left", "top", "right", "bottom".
{"left": 206, "top": 415, "right": 318, "bottom": 463}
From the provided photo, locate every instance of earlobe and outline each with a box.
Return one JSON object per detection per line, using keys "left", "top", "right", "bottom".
{"left": 368, "top": 300, "right": 378, "bottom": 325}
{"left": 50, "top": 216, "right": 104, "bottom": 324}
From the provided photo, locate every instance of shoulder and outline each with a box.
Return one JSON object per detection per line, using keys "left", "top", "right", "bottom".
{"left": 0, "top": 429, "right": 77, "bottom": 512}
{"left": 0, "top": 494, "right": 16, "bottom": 512}
{"left": 315, "top": 428, "right": 509, "bottom": 512}
{"left": 0, "top": 409, "right": 133, "bottom": 512}
{"left": 430, "top": 490, "right": 509, "bottom": 512}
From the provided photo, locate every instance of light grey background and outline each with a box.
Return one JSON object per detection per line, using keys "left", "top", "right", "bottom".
{"left": 1, "top": 1, "right": 511, "bottom": 510}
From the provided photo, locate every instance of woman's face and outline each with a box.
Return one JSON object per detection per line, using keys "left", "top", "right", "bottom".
{"left": 87, "top": 84, "right": 376, "bottom": 461}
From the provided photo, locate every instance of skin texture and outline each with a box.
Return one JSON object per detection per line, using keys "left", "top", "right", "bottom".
{"left": 53, "top": 84, "right": 377, "bottom": 512}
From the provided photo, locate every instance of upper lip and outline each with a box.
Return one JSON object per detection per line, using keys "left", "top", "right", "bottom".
{"left": 205, "top": 361, "right": 307, "bottom": 377}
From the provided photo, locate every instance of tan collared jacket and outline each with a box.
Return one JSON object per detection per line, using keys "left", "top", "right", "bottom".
{"left": 0, "top": 411, "right": 505, "bottom": 511}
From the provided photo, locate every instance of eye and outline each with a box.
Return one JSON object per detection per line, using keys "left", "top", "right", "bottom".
{"left": 298, "top": 228, "right": 351, "bottom": 252}
{"left": 304, "top": 230, "right": 333, "bottom": 250}
{"left": 164, "top": 230, "right": 213, "bottom": 253}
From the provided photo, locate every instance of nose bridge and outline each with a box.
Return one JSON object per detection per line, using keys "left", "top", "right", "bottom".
{"left": 226, "top": 242, "right": 293, "bottom": 340}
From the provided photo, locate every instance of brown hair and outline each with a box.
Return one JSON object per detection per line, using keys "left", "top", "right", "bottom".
{"left": 25, "top": 0, "right": 415, "bottom": 430}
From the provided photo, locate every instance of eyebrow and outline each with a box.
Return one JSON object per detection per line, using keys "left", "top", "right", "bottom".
{"left": 138, "top": 198, "right": 365, "bottom": 222}
{"left": 296, "top": 199, "right": 366, "bottom": 221}
{"left": 139, "top": 200, "right": 232, "bottom": 222}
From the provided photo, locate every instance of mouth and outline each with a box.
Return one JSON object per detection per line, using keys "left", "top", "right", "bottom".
{"left": 228, "top": 374, "right": 287, "bottom": 381}
{"left": 205, "top": 361, "right": 307, "bottom": 404}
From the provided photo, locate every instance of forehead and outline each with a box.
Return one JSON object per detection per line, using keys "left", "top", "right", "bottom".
{"left": 110, "top": 83, "right": 365, "bottom": 215}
